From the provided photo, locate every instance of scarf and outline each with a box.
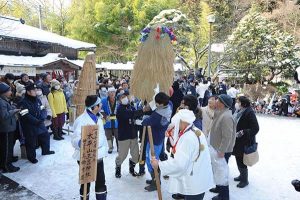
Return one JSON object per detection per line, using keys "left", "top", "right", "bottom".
{"left": 233, "top": 107, "right": 247, "bottom": 124}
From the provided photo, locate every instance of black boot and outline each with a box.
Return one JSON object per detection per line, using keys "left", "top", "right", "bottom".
{"left": 115, "top": 165, "right": 121, "bottom": 178}
{"left": 58, "top": 128, "right": 64, "bottom": 140}
{"left": 145, "top": 172, "right": 159, "bottom": 192}
{"left": 138, "top": 163, "right": 145, "bottom": 176}
{"left": 129, "top": 159, "right": 138, "bottom": 177}
{"left": 53, "top": 128, "right": 61, "bottom": 141}
{"left": 172, "top": 193, "right": 185, "bottom": 199}
{"left": 292, "top": 180, "right": 300, "bottom": 192}
{"left": 12, "top": 156, "right": 18, "bottom": 163}
{"left": 210, "top": 185, "right": 220, "bottom": 193}
{"left": 237, "top": 168, "right": 249, "bottom": 188}
{"left": 234, "top": 168, "right": 242, "bottom": 182}
{"left": 28, "top": 158, "right": 38, "bottom": 164}
{"left": 212, "top": 185, "right": 229, "bottom": 200}
{"left": 96, "top": 192, "right": 107, "bottom": 200}
{"left": 146, "top": 179, "right": 152, "bottom": 185}
{"left": 234, "top": 175, "right": 241, "bottom": 182}
{"left": 2, "top": 164, "right": 20, "bottom": 173}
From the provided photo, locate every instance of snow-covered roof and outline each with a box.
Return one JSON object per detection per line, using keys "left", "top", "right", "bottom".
{"left": 0, "top": 16, "right": 96, "bottom": 50}
{"left": 68, "top": 59, "right": 103, "bottom": 69}
{"left": 99, "top": 62, "right": 187, "bottom": 71}
{"left": 100, "top": 62, "right": 134, "bottom": 70}
{"left": 0, "top": 53, "right": 102, "bottom": 69}
{"left": 0, "top": 53, "right": 63, "bottom": 67}
{"left": 0, "top": 53, "right": 187, "bottom": 72}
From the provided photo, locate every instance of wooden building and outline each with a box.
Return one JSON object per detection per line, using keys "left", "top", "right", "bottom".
{"left": 0, "top": 15, "right": 96, "bottom": 79}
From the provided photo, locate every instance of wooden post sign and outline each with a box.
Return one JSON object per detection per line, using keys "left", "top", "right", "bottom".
{"left": 79, "top": 125, "right": 99, "bottom": 200}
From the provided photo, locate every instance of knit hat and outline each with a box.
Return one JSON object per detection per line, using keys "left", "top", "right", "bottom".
{"left": 50, "top": 79, "right": 60, "bottom": 88}
{"left": 16, "top": 83, "right": 25, "bottom": 94}
{"left": 0, "top": 82, "right": 10, "bottom": 94}
{"left": 218, "top": 94, "right": 233, "bottom": 108}
{"left": 25, "top": 84, "right": 37, "bottom": 91}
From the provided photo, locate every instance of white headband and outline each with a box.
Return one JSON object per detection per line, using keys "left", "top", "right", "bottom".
{"left": 87, "top": 97, "right": 102, "bottom": 109}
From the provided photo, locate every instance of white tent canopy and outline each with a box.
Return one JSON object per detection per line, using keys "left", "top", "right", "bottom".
{"left": 0, "top": 16, "right": 96, "bottom": 50}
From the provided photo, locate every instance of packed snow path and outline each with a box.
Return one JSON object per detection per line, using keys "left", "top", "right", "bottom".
{"left": 3, "top": 115, "right": 300, "bottom": 200}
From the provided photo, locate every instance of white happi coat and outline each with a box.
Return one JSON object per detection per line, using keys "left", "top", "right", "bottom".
{"left": 71, "top": 110, "right": 108, "bottom": 161}
{"left": 159, "top": 127, "right": 215, "bottom": 195}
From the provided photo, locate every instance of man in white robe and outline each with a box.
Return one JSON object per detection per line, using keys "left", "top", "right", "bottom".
{"left": 151, "top": 109, "right": 214, "bottom": 200}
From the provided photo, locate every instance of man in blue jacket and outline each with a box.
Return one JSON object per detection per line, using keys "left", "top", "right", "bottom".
{"left": 101, "top": 87, "right": 118, "bottom": 154}
{"left": 142, "top": 92, "right": 172, "bottom": 192}
{"left": 20, "top": 84, "right": 55, "bottom": 164}
{"left": 115, "top": 91, "right": 146, "bottom": 178}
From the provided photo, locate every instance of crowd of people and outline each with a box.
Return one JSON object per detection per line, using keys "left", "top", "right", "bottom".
{"left": 73, "top": 72, "right": 261, "bottom": 200}
{"left": 254, "top": 92, "right": 300, "bottom": 118}
{"left": 1, "top": 70, "right": 299, "bottom": 200}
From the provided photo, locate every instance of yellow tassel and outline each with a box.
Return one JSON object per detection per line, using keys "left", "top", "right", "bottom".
{"left": 194, "top": 129, "right": 202, "bottom": 137}
{"left": 139, "top": 160, "right": 145, "bottom": 165}
{"left": 200, "top": 144, "right": 205, "bottom": 151}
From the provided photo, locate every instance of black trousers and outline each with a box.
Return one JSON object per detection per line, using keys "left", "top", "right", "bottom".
{"left": 0, "top": 132, "right": 15, "bottom": 169}
{"left": 231, "top": 98, "right": 236, "bottom": 114}
{"left": 77, "top": 159, "right": 107, "bottom": 197}
{"left": 235, "top": 155, "right": 247, "bottom": 169}
{"left": 25, "top": 132, "right": 50, "bottom": 160}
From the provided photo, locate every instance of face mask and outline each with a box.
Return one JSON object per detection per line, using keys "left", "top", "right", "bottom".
{"left": 121, "top": 97, "right": 129, "bottom": 105}
{"left": 101, "top": 87, "right": 107, "bottom": 92}
{"left": 54, "top": 85, "right": 60, "bottom": 90}
{"left": 36, "top": 91, "right": 43, "bottom": 96}
{"left": 235, "top": 103, "right": 241, "bottom": 110}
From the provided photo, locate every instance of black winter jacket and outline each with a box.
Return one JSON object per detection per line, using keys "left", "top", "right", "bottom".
{"left": 233, "top": 107, "right": 259, "bottom": 157}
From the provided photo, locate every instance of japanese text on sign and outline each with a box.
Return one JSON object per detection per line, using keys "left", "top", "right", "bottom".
{"left": 79, "top": 125, "right": 99, "bottom": 184}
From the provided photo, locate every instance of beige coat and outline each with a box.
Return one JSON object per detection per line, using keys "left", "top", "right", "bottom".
{"left": 201, "top": 106, "right": 214, "bottom": 137}
{"left": 210, "top": 108, "right": 235, "bottom": 153}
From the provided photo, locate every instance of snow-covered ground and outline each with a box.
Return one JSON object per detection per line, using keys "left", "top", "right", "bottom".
{"left": 4, "top": 115, "right": 300, "bottom": 200}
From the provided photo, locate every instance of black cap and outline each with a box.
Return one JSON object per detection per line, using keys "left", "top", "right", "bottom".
{"left": 218, "top": 94, "right": 233, "bottom": 108}
{"left": 4, "top": 73, "right": 15, "bottom": 80}
{"left": 20, "top": 73, "right": 28, "bottom": 79}
{"left": 25, "top": 84, "right": 37, "bottom": 91}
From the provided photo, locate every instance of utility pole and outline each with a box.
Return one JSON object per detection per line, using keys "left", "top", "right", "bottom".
{"left": 207, "top": 15, "right": 215, "bottom": 78}
{"left": 38, "top": 5, "right": 42, "bottom": 29}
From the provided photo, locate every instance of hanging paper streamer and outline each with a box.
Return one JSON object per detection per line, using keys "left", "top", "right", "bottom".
{"left": 140, "top": 26, "right": 177, "bottom": 44}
